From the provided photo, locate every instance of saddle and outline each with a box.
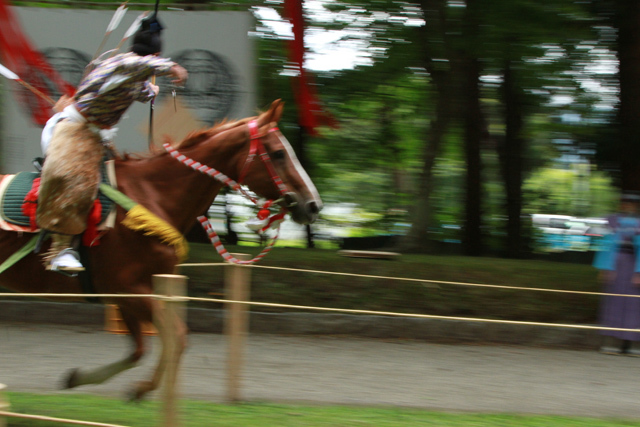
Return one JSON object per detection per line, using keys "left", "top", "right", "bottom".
{"left": 0, "top": 161, "right": 116, "bottom": 239}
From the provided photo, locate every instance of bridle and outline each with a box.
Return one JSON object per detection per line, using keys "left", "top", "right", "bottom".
{"left": 238, "top": 120, "right": 289, "bottom": 196}
{"left": 163, "top": 119, "right": 293, "bottom": 264}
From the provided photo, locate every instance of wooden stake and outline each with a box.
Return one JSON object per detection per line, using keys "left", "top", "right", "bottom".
{"left": 153, "top": 274, "right": 187, "bottom": 427}
{"left": 0, "top": 383, "right": 8, "bottom": 427}
{"left": 224, "top": 253, "right": 251, "bottom": 402}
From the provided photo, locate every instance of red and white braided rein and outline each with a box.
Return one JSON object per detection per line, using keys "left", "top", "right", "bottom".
{"left": 163, "top": 141, "right": 283, "bottom": 265}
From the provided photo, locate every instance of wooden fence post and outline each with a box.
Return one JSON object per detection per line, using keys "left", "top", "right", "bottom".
{"left": 0, "top": 383, "right": 7, "bottom": 427}
{"left": 224, "top": 253, "right": 251, "bottom": 402}
{"left": 153, "top": 274, "right": 187, "bottom": 427}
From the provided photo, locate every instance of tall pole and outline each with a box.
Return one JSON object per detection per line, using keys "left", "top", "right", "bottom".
{"left": 149, "top": 75, "right": 156, "bottom": 148}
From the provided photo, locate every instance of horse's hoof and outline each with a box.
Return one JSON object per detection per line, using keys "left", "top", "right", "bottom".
{"left": 61, "top": 368, "right": 79, "bottom": 389}
{"left": 127, "top": 382, "right": 150, "bottom": 403}
{"left": 126, "top": 388, "right": 142, "bottom": 403}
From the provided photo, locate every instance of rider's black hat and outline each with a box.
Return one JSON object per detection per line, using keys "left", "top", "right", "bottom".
{"left": 130, "top": 9, "right": 164, "bottom": 56}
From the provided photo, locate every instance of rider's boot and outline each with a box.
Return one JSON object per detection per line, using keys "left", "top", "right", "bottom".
{"left": 47, "top": 233, "right": 84, "bottom": 275}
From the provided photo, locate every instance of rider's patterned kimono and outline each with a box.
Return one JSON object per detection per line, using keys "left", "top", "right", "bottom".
{"left": 37, "top": 53, "right": 176, "bottom": 235}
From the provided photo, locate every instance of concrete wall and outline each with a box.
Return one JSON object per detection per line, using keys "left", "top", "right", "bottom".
{"left": 1, "top": 6, "right": 256, "bottom": 173}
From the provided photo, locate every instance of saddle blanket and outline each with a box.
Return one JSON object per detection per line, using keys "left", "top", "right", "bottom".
{"left": 0, "top": 161, "right": 117, "bottom": 235}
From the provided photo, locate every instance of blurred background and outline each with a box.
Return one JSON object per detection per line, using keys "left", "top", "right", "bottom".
{"left": 2, "top": 0, "right": 637, "bottom": 261}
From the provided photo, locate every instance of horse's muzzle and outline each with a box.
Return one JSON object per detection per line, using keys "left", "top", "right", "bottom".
{"left": 283, "top": 192, "right": 298, "bottom": 209}
{"left": 283, "top": 192, "right": 321, "bottom": 224}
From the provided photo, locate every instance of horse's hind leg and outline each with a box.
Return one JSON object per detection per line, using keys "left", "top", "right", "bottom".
{"left": 63, "top": 349, "right": 140, "bottom": 389}
{"left": 130, "top": 298, "right": 188, "bottom": 401}
{"left": 63, "top": 304, "right": 145, "bottom": 389}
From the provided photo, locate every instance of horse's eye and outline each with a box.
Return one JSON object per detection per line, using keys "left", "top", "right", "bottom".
{"left": 271, "top": 149, "right": 286, "bottom": 160}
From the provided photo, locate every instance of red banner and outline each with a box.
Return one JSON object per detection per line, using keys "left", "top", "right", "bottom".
{"left": 0, "top": 0, "right": 74, "bottom": 125}
{"left": 283, "top": 0, "right": 336, "bottom": 136}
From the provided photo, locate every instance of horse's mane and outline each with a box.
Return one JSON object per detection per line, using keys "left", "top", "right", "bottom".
{"left": 117, "top": 117, "right": 253, "bottom": 161}
{"left": 173, "top": 117, "right": 252, "bottom": 150}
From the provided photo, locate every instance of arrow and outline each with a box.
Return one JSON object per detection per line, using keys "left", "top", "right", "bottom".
{"left": 92, "top": 3, "right": 128, "bottom": 63}
{"left": 0, "top": 62, "right": 55, "bottom": 106}
{"left": 110, "top": 11, "right": 148, "bottom": 57}
{"left": 106, "top": 3, "right": 128, "bottom": 33}
{"left": 83, "top": 11, "right": 147, "bottom": 78}
{"left": 0, "top": 63, "right": 18, "bottom": 80}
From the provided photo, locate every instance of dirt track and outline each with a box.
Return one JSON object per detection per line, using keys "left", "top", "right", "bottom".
{"left": 1, "top": 323, "right": 640, "bottom": 419}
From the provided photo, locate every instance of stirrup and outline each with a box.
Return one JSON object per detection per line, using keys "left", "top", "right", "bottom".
{"left": 47, "top": 248, "right": 85, "bottom": 276}
{"left": 32, "top": 156, "right": 45, "bottom": 172}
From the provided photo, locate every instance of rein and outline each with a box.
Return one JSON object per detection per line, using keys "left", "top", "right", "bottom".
{"left": 163, "top": 119, "right": 289, "bottom": 265}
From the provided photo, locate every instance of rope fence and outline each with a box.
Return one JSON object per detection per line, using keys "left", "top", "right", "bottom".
{"left": 0, "top": 294, "right": 637, "bottom": 333}
{"left": 0, "top": 261, "right": 638, "bottom": 333}
{"left": 1, "top": 292, "right": 635, "bottom": 332}
{"left": 0, "top": 410, "right": 128, "bottom": 427}
{"left": 184, "top": 296, "right": 640, "bottom": 333}
{"left": 180, "top": 262, "right": 640, "bottom": 299}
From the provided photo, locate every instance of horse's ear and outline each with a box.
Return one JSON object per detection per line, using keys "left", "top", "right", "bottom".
{"left": 259, "top": 99, "right": 284, "bottom": 127}
{"left": 272, "top": 99, "right": 284, "bottom": 122}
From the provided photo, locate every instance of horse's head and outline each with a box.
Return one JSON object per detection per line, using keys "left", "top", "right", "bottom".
{"left": 239, "top": 100, "right": 323, "bottom": 225}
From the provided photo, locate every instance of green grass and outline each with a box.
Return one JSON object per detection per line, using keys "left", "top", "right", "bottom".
{"left": 4, "top": 392, "right": 639, "bottom": 427}
{"left": 180, "top": 244, "right": 600, "bottom": 324}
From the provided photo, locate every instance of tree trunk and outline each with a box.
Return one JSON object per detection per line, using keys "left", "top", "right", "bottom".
{"left": 616, "top": 0, "right": 640, "bottom": 191}
{"left": 498, "top": 60, "right": 525, "bottom": 258}
{"left": 400, "top": 84, "right": 450, "bottom": 252}
{"left": 461, "top": 55, "right": 484, "bottom": 256}
{"left": 459, "top": 0, "right": 484, "bottom": 256}
{"left": 401, "top": 0, "right": 453, "bottom": 253}
{"left": 380, "top": 102, "right": 409, "bottom": 210}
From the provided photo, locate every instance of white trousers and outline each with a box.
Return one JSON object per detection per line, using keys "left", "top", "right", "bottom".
{"left": 40, "top": 105, "right": 117, "bottom": 154}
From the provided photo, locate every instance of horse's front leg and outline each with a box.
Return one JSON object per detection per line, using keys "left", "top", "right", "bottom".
{"left": 130, "top": 297, "right": 188, "bottom": 401}
{"left": 63, "top": 303, "right": 145, "bottom": 390}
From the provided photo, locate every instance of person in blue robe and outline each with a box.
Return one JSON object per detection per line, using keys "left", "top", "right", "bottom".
{"left": 593, "top": 191, "right": 640, "bottom": 355}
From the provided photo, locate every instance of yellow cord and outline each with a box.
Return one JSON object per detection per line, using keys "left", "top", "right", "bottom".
{"left": 122, "top": 204, "right": 189, "bottom": 261}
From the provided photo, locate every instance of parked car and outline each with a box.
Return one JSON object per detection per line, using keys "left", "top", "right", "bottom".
{"left": 531, "top": 214, "right": 609, "bottom": 252}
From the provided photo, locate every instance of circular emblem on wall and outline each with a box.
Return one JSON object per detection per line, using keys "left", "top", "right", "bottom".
{"left": 41, "top": 47, "right": 91, "bottom": 97}
{"left": 161, "top": 49, "right": 238, "bottom": 125}
{"left": 13, "top": 61, "right": 51, "bottom": 125}
{"left": 11, "top": 48, "right": 89, "bottom": 125}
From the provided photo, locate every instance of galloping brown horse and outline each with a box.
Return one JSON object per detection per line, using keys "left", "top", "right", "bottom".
{"left": 0, "top": 99, "right": 322, "bottom": 400}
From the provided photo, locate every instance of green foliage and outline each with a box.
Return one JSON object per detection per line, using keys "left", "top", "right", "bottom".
{"left": 523, "top": 166, "right": 618, "bottom": 217}
{"left": 310, "top": 71, "right": 430, "bottom": 213}
{"left": 293, "top": 0, "right": 613, "bottom": 254}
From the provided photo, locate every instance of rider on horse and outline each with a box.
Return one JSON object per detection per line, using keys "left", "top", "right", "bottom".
{"left": 38, "top": 11, "right": 188, "bottom": 274}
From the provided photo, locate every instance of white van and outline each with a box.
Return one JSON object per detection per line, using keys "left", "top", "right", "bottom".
{"left": 531, "top": 214, "right": 575, "bottom": 230}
